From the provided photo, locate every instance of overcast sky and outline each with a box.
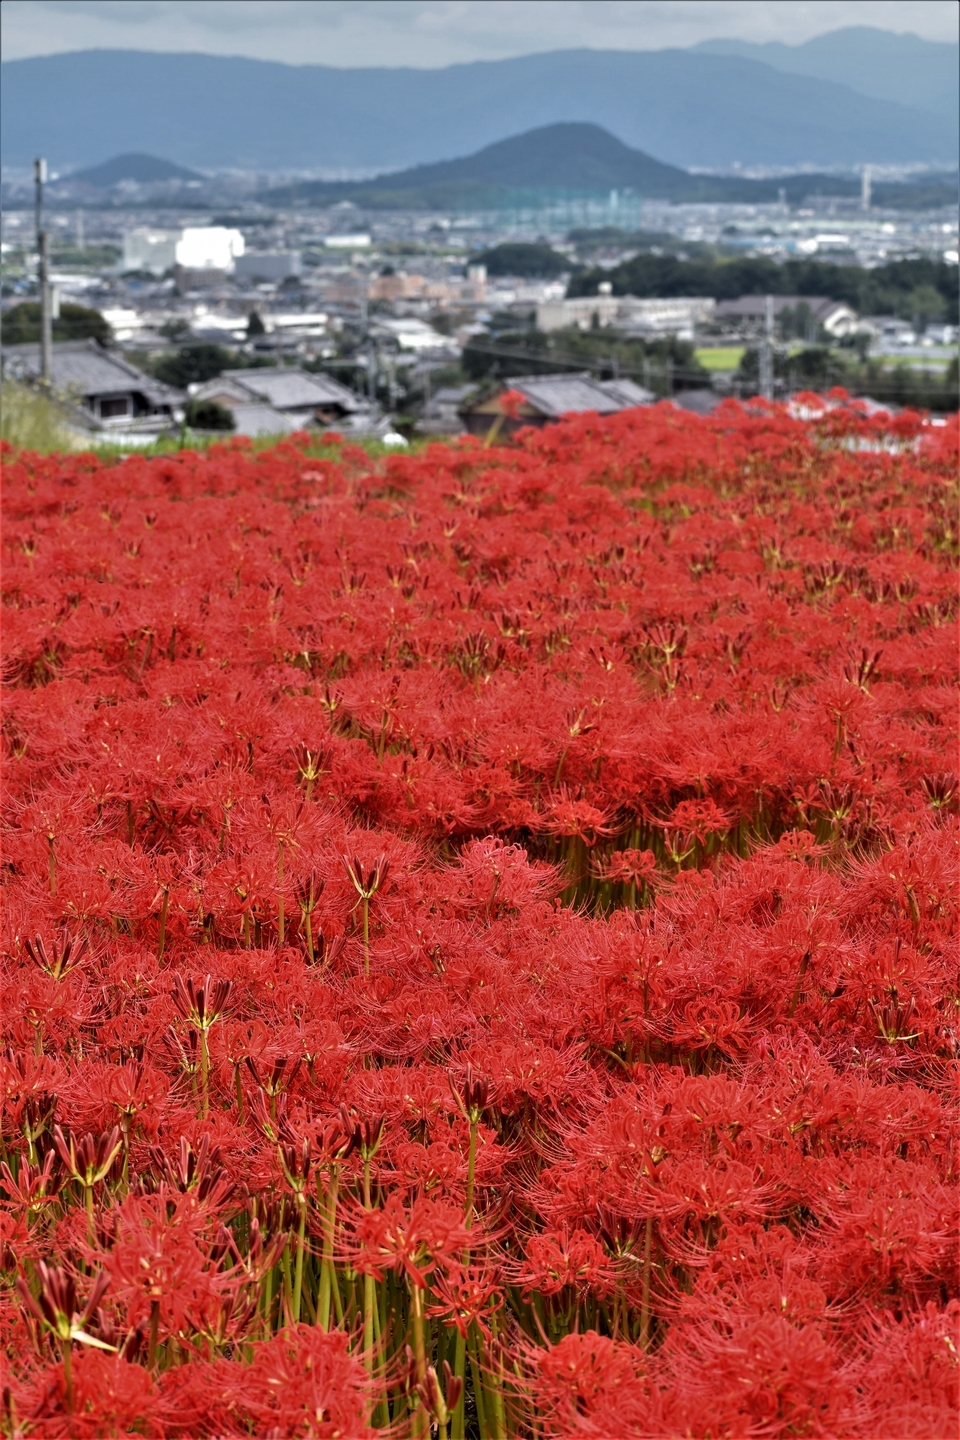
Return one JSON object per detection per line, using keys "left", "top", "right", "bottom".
{"left": 1, "top": 0, "right": 957, "bottom": 67}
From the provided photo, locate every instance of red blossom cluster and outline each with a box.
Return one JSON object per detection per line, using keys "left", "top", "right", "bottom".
{"left": 1, "top": 397, "right": 957, "bottom": 1438}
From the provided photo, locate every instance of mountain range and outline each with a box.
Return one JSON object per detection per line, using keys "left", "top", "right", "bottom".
{"left": 258, "top": 124, "right": 957, "bottom": 211}
{"left": 694, "top": 27, "right": 957, "bottom": 123}
{"left": 2, "top": 28, "right": 956, "bottom": 175}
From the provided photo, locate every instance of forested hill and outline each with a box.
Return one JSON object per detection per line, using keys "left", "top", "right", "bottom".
{"left": 260, "top": 125, "right": 958, "bottom": 211}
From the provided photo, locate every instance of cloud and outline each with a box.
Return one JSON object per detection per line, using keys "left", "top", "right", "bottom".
{"left": 1, "top": 0, "right": 957, "bottom": 67}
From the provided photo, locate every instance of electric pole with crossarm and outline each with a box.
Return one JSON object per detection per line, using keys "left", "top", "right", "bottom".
{"left": 34, "top": 157, "right": 53, "bottom": 384}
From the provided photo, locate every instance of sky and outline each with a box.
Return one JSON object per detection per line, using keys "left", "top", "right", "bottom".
{"left": 1, "top": 0, "right": 957, "bottom": 68}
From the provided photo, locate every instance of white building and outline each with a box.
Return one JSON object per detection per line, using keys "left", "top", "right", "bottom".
{"left": 175, "top": 227, "right": 244, "bottom": 271}
{"left": 374, "top": 317, "right": 453, "bottom": 352}
{"left": 537, "top": 292, "right": 716, "bottom": 338}
{"left": 324, "top": 233, "right": 371, "bottom": 249}
{"left": 123, "top": 227, "right": 178, "bottom": 274}
{"left": 122, "top": 225, "right": 245, "bottom": 276}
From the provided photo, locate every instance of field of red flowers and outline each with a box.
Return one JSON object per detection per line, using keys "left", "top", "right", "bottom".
{"left": 1, "top": 397, "right": 957, "bottom": 1438}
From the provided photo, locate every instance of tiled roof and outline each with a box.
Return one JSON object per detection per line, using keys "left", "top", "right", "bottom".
{"left": 217, "top": 367, "right": 361, "bottom": 412}
{"left": 227, "top": 404, "right": 301, "bottom": 437}
{"left": 0, "top": 340, "right": 183, "bottom": 406}
{"left": 593, "top": 377, "right": 655, "bottom": 409}
{"left": 507, "top": 373, "right": 652, "bottom": 417}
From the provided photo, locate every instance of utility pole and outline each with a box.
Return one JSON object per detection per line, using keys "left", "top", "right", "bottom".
{"left": 368, "top": 342, "right": 377, "bottom": 409}
{"left": 358, "top": 270, "right": 368, "bottom": 342}
{"left": 386, "top": 354, "right": 396, "bottom": 413}
{"left": 758, "top": 294, "right": 774, "bottom": 401}
{"left": 34, "top": 157, "right": 53, "bottom": 383}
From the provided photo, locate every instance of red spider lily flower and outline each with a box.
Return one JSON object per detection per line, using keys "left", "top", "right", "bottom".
{"left": 593, "top": 848, "right": 659, "bottom": 885}
{"left": 544, "top": 793, "right": 614, "bottom": 846}
{"left": 0, "top": 1149, "right": 62, "bottom": 1220}
{"left": 52, "top": 1125, "right": 122, "bottom": 1190}
{"left": 664, "top": 797, "right": 732, "bottom": 842}
{"left": 499, "top": 389, "right": 526, "bottom": 420}
{"left": 170, "top": 975, "right": 233, "bottom": 1032}
{"left": 212, "top": 1324, "right": 372, "bottom": 1438}
{"left": 425, "top": 1262, "right": 503, "bottom": 1340}
{"left": 349, "top": 1193, "right": 473, "bottom": 1288}
{"left": 519, "top": 1226, "right": 617, "bottom": 1299}
{"left": 17, "top": 1261, "right": 113, "bottom": 1352}
{"left": 23, "top": 930, "right": 90, "bottom": 981}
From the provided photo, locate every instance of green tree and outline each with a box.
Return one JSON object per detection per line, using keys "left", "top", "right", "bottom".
{"left": 905, "top": 285, "right": 947, "bottom": 325}
{"left": 150, "top": 344, "right": 232, "bottom": 388}
{"left": 568, "top": 256, "right": 959, "bottom": 319}
{"left": 185, "top": 398, "right": 235, "bottom": 431}
{"left": 1, "top": 302, "right": 111, "bottom": 345}
{"left": 246, "top": 311, "right": 266, "bottom": 338}
{"left": 471, "top": 243, "right": 570, "bottom": 278}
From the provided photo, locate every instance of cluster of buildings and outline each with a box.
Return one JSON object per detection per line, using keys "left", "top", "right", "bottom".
{"left": 2, "top": 189, "right": 956, "bottom": 441}
{"left": 0, "top": 335, "right": 669, "bottom": 444}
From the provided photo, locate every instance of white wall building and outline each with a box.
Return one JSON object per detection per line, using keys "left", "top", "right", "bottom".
{"left": 324, "top": 233, "right": 371, "bottom": 249}
{"left": 537, "top": 293, "right": 716, "bottom": 338}
{"left": 122, "top": 226, "right": 245, "bottom": 276}
{"left": 122, "top": 227, "right": 178, "bottom": 274}
{"left": 175, "top": 227, "right": 244, "bottom": 271}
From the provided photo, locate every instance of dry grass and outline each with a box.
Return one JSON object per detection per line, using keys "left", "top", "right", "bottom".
{"left": 0, "top": 379, "right": 73, "bottom": 453}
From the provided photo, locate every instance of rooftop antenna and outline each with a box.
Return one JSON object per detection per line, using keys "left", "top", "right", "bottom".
{"left": 34, "top": 158, "right": 53, "bottom": 383}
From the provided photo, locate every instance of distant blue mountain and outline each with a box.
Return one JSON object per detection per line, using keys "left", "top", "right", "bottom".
{"left": 2, "top": 39, "right": 955, "bottom": 175}
{"left": 695, "top": 26, "right": 958, "bottom": 125}
{"left": 67, "top": 152, "right": 202, "bottom": 185}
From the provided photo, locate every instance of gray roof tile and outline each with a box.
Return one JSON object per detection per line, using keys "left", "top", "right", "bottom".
{"left": 508, "top": 373, "right": 651, "bottom": 417}
{"left": 219, "top": 367, "right": 360, "bottom": 411}
{"left": 0, "top": 340, "right": 183, "bottom": 407}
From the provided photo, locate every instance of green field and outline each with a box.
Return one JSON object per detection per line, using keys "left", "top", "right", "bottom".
{"left": 695, "top": 346, "right": 745, "bottom": 371}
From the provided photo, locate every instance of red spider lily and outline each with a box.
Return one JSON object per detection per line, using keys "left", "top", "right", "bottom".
{"left": 592, "top": 847, "right": 659, "bottom": 886}
{"left": 518, "top": 1226, "right": 617, "bottom": 1299}
{"left": 349, "top": 1193, "right": 473, "bottom": 1288}
{"left": 663, "top": 797, "right": 732, "bottom": 843}
{"left": 1, "top": 403, "right": 956, "bottom": 1436}
{"left": 51, "top": 1125, "right": 122, "bottom": 1232}
{"left": 0, "top": 1148, "right": 62, "bottom": 1220}
{"left": 425, "top": 1262, "right": 503, "bottom": 1340}
{"left": 23, "top": 930, "right": 90, "bottom": 981}
{"left": 16, "top": 1262, "right": 114, "bottom": 1409}
{"left": 147, "top": 1135, "right": 234, "bottom": 1207}
{"left": 170, "top": 974, "right": 233, "bottom": 1031}
{"left": 544, "top": 792, "right": 614, "bottom": 847}
{"left": 499, "top": 389, "right": 526, "bottom": 421}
